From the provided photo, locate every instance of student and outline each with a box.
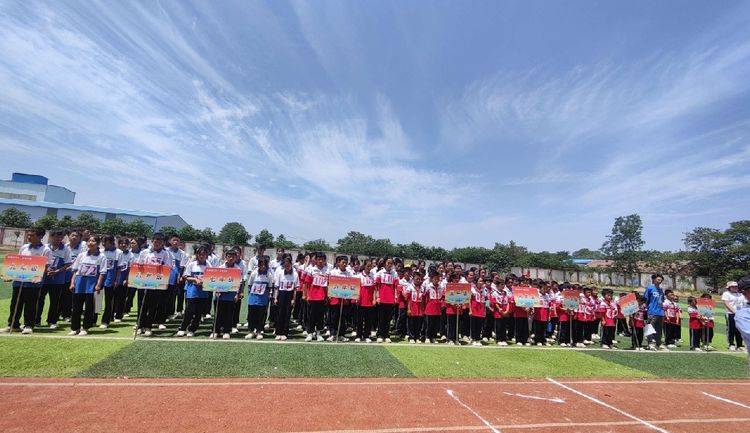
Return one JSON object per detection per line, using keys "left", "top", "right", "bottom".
{"left": 644, "top": 274, "right": 666, "bottom": 351}
{"left": 99, "top": 235, "right": 123, "bottom": 329}
{"left": 444, "top": 272, "right": 464, "bottom": 345}
{"left": 374, "top": 256, "right": 398, "bottom": 343}
{"left": 722, "top": 281, "right": 746, "bottom": 351}
{"left": 329, "top": 255, "right": 354, "bottom": 342}
{"left": 510, "top": 284, "right": 531, "bottom": 346}
{"left": 293, "top": 253, "right": 308, "bottom": 332}
{"left": 599, "top": 289, "right": 618, "bottom": 349}
{"left": 60, "top": 229, "right": 83, "bottom": 322}
{"left": 164, "top": 234, "right": 187, "bottom": 324}
{"left": 423, "top": 270, "right": 443, "bottom": 344}
{"left": 556, "top": 286, "right": 571, "bottom": 347}
{"left": 248, "top": 245, "right": 266, "bottom": 273}
{"left": 245, "top": 257, "right": 273, "bottom": 340}
{"left": 231, "top": 246, "right": 246, "bottom": 334}
{"left": 176, "top": 245, "right": 209, "bottom": 337}
{"left": 532, "top": 283, "right": 550, "bottom": 346}
{"left": 615, "top": 292, "right": 631, "bottom": 337}
{"left": 663, "top": 289, "right": 679, "bottom": 349}
{"left": 40, "top": 229, "right": 72, "bottom": 329}
{"left": 405, "top": 271, "right": 425, "bottom": 343}
{"left": 629, "top": 296, "right": 646, "bottom": 351}
{"left": 112, "top": 237, "right": 132, "bottom": 323}
{"left": 469, "top": 277, "right": 486, "bottom": 346}
{"left": 395, "top": 267, "right": 411, "bottom": 340}
{"left": 136, "top": 232, "right": 175, "bottom": 336}
{"left": 212, "top": 249, "right": 243, "bottom": 339}
{"left": 686, "top": 296, "right": 702, "bottom": 351}
{"left": 354, "top": 261, "right": 376, "bottom": 342}
{"left": 490, "top": 279, "right": 511, "bottom": 346}
{"left": 274, "top": 254, "right": 298, "bottom": 341}
{"left": 67, "top": 235, "right": 106, "bottom": 336}
{"left": 699, "top": 293, "right": 715, "bottom": 350}
{"left": 1, "top": 228, "right": 51, "bottom": 334}
{"left": 124, "top": 236, "right": 145, "bottom": 316}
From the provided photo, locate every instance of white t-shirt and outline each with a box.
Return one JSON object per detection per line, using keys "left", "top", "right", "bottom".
{"left": 275, "top": 269, "right": 299, "bottom": 292}
{"left": 722, "top": 291, "right": 747, "bottom": 313}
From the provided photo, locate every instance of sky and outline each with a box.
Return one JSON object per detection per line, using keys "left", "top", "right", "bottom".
{"left": 1, "top": 1, "right": 749, "bottom": 252}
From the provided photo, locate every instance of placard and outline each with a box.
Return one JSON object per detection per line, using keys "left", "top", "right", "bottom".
{"left": 128, "top": 263, "right": 171, "bottom": 290}
{"left": 1, "top": 254, "right": 48, "bottom": 283}
{"left": 513, "top": 286, "right": 540, "bottom": 308}
{"left": 562, "top": 289, "right": 581, "bottom": 310}
{"left": 327, "top": 275, "right": 361, "bottom": 300}
{"left": 618, "top": 292, "right": 638, "bottom": 316}
{"left": 202, "top": 267, "right": 242, "bottom": 292}
{"left": 697, "top": 298, "right": 715, "bottom": 317}
{"left": 445, "top": 282, "right": 471, "bottom": 305}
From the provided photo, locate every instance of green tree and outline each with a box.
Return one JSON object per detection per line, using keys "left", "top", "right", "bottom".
{"left": 337, "top": 231, "right": 374, "bottom": 254}
{"left": 218, "top": 222, "right": 251, "bottom": 245}
{"left": 177, "top": 225, "right": 199, "bottom": 241}
{"left": 125, "top": 219, "right": 154, "bottom": 238}
{"left": 0, "top": 208, "right": 32, "bottom": 228}
{"left": 195, "top": 227, "right": 217, "bottom": 244}
{"left": 601, "top": 214, "right": 645, "bottom": 279}
{"left": 572, "top": 248, "right": 605, "bottom": 259}
{"left": 302, "top": 238, "right": 332, "bottom": 251}
{"left": 255, "top": 229, "right": 274, "bottom": 248}
{"left": 274, "top": 234, "right": 298, "bottom": 249}
{"left": 158, "top": 225, "right": 179, "bottom": 238}
{"left": 75, "top": 212, "right": 101, "bottom": 232}
{"left": 56, "top": 215, "right": 75, "bottom": 230}
{"left": 34, "top": 214, "right": 58, "bottom": 230}
{"left": 684, "top": 221, "right": 750, "bottom": 288}
{"left": 101, "top": 217, "right": 127, "bottom": 236}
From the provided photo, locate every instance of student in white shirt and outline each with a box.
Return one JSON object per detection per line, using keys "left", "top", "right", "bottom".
{"left": 60, "top": 228, "right": 83, "bottom": 322}
{"left": 136, "top": 232, "right": 175, "bottom": 336}
{"left": 1, "top": 228, "right": 51, "bottom": 334}
{"left": 273, "top": 254, "right": 299, "bottom": 340}
{"left": 39, "top": 229, "right": 72, "bottom": 329}
{"left": 99, "top": 235, "right": 123, "bottom": 329}
{"left": 68, "top": 235, "right": 107, "bottom": 336}
{"left": 722, "top": 281, "right": 747, "bottom": 350}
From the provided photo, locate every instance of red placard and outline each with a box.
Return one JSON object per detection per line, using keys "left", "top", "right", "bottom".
{"left": 697, "top": 298, "right": 715, "bottom": 316}
{"left": 2, "top": 254, "right": 48, "bottom": 283}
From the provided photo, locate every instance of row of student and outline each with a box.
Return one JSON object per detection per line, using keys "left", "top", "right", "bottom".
{"left": 0, "top": 230, "right": 723, "bottom": 352}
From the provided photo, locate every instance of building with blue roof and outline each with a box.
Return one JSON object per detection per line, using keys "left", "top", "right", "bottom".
{"left": 0, "top": 173, "right": 187, "bottom": 231}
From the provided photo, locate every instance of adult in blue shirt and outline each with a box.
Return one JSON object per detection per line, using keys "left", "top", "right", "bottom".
{"left": 643, "top": 274, "right": 666, "bottom": 351}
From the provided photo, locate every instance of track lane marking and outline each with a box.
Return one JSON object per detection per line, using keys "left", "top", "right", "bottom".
{"left": 702, "top": 391, "right": 750, "bottom": 409}
{"left": 446, "top": 389, "right": 501, "bottom": 433}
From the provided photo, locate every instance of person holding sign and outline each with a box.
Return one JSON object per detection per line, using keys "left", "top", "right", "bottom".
{"left": 329, "top": 256, "right": 355, "bottom": 342}
{"left": 629, "top": 296, "right": 647, "bottom": 350}
{"left": 209, "top": 249, "right": 244, "bottom": 339}
{"left": 67, "top": 235, "right": 107, "bottom": 336}
{"left": 599, "top": 289, "right": 619, "bottom": 349}
{"left": 245, "top": 257, "right": 273, "bottom": 340}
{"left": 135, "top": 233, "right": 175, "bottom": 336}
{"left": 374, "top": 257, "right": 399, "bottom": 343}
{"left": 1, "top": 228, "right": 51, "bottom": 334}
{"left": 176, "top": 244, "right": 210, "bottom": 337}
{"left": 274, "top": 254, "right": 298, "bottom": 341}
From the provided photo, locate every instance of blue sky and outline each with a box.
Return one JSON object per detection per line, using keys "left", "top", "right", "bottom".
{"left": 1, "top": 1, "right": 749, "bottom": 252}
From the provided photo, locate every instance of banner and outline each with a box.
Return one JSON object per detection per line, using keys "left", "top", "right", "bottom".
{"left": 513, "top": 286, "right": 540, "bottom": 308}
{"left": 697, "top": 298, "right": 715, "bottom": 317}
{"left": 561, "top": 289, "right": 581, "bottom": 310}
{"left": 1, "top": 254, "right": 47, "bottom": 283}
{"left": 128, "top": 263, "right": 171, "bottom": 290}
{"left": 445, "top": 283, "right": 471, "bottom": 305}
{"left": 327, "top": 275, "right": 361, "bottom": 300}
{"left": 618, "top": 292, "right": 638, "bottom": 316}
{"left": 202, "top": 267, "right": 242, "bottom": 292}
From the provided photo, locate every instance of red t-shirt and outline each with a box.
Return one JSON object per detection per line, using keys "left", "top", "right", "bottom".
{"left": 375, "top": 269, "right": 398, "bottom": 305}
{"left": 406, "top": 283, "right": 425, "bottom": 317}
{"left": 307, "top": 266, "right": 329, "bottom": 302}
{"left": 470, "top": 287, "right": 485, "bottom": 318}
{"left": 688, "top": 307, "right": 702, "bottom": 330}
{"left": 600, "top": 300, "right": 618, "bottom": 327}
{"left": 358, "top": 274, "right": 375, "bottom": 307}
{"left": 490, "top": 290, "right": 510, "bottom": 319}
{"left": 424, "top": 283, "right": 443, "bottom": 316}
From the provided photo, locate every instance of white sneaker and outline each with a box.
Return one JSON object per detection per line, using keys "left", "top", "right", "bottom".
{"left": 209, "top": 333, "right": 217, "bottom": 339}
{"left": 264, "top": 324, "right": 270, "bottom": 331}
{"left": 316, "top": 334, "right": 324, "bottom": 342}
{"left": 67, "top": 330, "right": 78, "bottom": 336}
{"left": 143, "top": 330, "right": 152, "bottom": 337}
{"left": 78, "top": 330, "right": 88, "bottom": 336}
{"left": 537, "top": 342, "right": 543, "bottom": 347}
{"left": 0, "top": 327, "right": 10, "bottom": 333}
{"left": 205, "top": 314, "right": 212, "bottom": 319}
{"left": 377, "top": 338, "right": 384, "bottom": 343}
{"left": 416, "top": 339, "right": 422, "bottom": 344}
{"left": 601, "top": 344, "right": 610, "bottom": 349}
{"left": 175, "top": 330, "right": 185, "bottom": 337}
{"left": 158, "top": 324, "right": 167, "bottom": 330}
{"left": 667, "top": 344, "right": 676, "bottom": 349}
{"left": 99, "top": 324, "right": 108, "bottom": 329}
{"left": 326, "top": 336, "right": 335, "bottom": 342}
{"left": 473, "top": 341, "right": 482, "bottom": 346}
{"left": 365, "top": 338, "right": 372, "bottom": 343}
{"left": 223, "top": 333, "right": 230, "bottom": 339}
{"left": 576, "top": 343, "right": 585, "bottom": 348}
{"left": 305, "top": 334, "right": 313, "bottom": 342}
{"left": 245, "top": 333, "right": 255, "bottom": 339}
{"left": 113, "top": 319, "right": 122, "bottom": 323}
{"left": 21, "top": 327, "right": 33, "bottom": 334}
{"left": 231, "top": 328, "right": 239, "bottom": 334}
{"left": 302, "top": 330, "right": 308, "bottom": 337}
{"left": 385, "top": 338, "right": 392, "bottom": 343}
{"left": 516, "top": 342, "right": 523, "bottom": 346}
{"left": 660, "top": 346, "right": 670, "bottom": 352}
{"left": 280, "top": 336, "right": 287, "bottom": 341}
{"left": 729, "top": 345, "right": 737, "bottom": 351}
{"left": 354, "top": 338, "right": 361, "bottom": 342}
{"left": 256, "top": 334, "right": 263, "bottom": 340}
{"left": 500, "top": 341, "right": 508, "bottom": 346}
{"left": 693, "top": 347, "right": 703, "bottom": 352}
{"left": 186, "top": 332, "right": 194, "bottom": 337}
{"left": 123, "top": 314, "right": 130, "bottom": 318}
{"left": 524, "top": 343, "right": 531, "bottom": 346}
{"left": 448, "top": 341, "right": 455, "bottom": 345}
{"left": 409, "top": 339, "right": 416, "bottom": 344}
{"left": 559, "top": 343, "right": 567, "bottom": 347}
{"left": 296, "top": 325, "right": 303, "bottom": 331}
{"left": 275, "top": 335, "right": 281, "bottom": 341}
{"left": 49, "top": 323, "right": 58, "bottom": 329}
{"left": 324, "top": 330, "right": 331, "bottom": 337}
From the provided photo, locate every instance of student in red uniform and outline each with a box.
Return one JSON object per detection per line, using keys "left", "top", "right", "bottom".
{"left": 599, "top": 289, "right": 618, "bottom": 349}
{"left": 444, "top": 272, "right": 464, "bottom": 345}
{"left": 405, "top": 271, "right": 425, "bottom": 343}
{"left": 572, "top": 287, "right": 589, "bottom": 348}
{"left": 556, "top": 285, "right": 572, "bottom": 347}
{"left": 304, "top": 252, "right": 330, "bottom": 342}
{"left": 686, "top": 296, "right": 702, "bottom": 351}
{"left": 329, "top": 255, "right": 353, "bottom": 342}
{"left": 469, "top": 276, "right": 486, "bottom": 346}
{"left": 663, "top": 289, "right": 679, "bottom": 349}
{"left": 424, "top": 270, "right": 443, "bottom": 344}
{"left": 395, "top": 266, "right": 411, "bottom": 340}
{"left": 355, "top": 261, "right": 376, "bottom": 342}
{"left": 532, "top": 282, "right": 550, "bottom": 346}
{"left": 630, "top": 296, "right": 646, "bottom": 351}
{"left": 511, "top": 283, "right": 531, "bottom": 346}
{"left": 490, "top": 280, "right": 511, "bottom": 345}
{"left": 374, "top": 256, "right": 398, "bottom": 343}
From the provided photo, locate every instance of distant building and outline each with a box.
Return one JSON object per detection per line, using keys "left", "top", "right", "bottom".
{"left": 0, "top": 172, "right": 187, "bottom": 231}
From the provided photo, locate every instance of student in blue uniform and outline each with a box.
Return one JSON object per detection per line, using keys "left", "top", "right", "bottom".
{"left": 162, "top": 234, "right": 186, "bottom": 325}
{"left": 39, "top": 229, "right": 72, "bottom": 329}
{"left": 136, "top": 232, "right": 175, "bottom": 336}
{"left": 176, "top": 244, "right": 209, "bottom": 337}
{"left": 212, "top": 248, "right": 243, "bottom": 339}
{"left": 245, "top": 257, "right": 273, "bottom": 340}
{"left": 99, "top": 235, "right": 122, "bottom": 329}
{"left": 61, "top": 229, "right": 83, "bottom": 322}
{"left": 112, "top": 236, "right": 131, "bottom": 323}
{"left": 68, "top": 235, "right": 107, "bottom": 336}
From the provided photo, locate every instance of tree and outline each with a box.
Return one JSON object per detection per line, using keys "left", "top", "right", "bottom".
{"left": 34, "top": 214, "right": 58, "bottom": 230}
{"left": 601, "top": 214, "right": 645, "bottom": 278}
{"left": 255, "top": 229, "right": 274, "bottom": 248}
{"left": 56, "top": 215, "right": 75, "bottom": 230}
{"left": 571, "top": 248, "right": 605, "bottom": 259}
{"left": 274, "top": 234, "right": 298, "bottom": 249}
{"left": 218, "top": 222, "right": 251, "bottom": 245}
{"left": 337, "top": 231, "right": 374, "bottom": 254}
{"left": 125, "top": 219, "right": 153, "bottom": 238}
{"left": 684, "top": 221, "right": 750, "bottom": 288}
{"left": 0, "top": 208, "right": 32, "bottom": 228}
{"left": 195, "top": 227, "right": 217, "bottom": 244}
{"left": 158, "top": 225, "right": 179, "bottom": 237}
{"left": 177, "top": 225, "right": 199, "bottom": 241}
{"left": 302, "top": 238, "right": 332, "bottom": 251}
{"left": 75, "top": 212, "right": 101, "bottom": 232}
{"left": 101, "top": 217, "right": 127, "bottom": 236}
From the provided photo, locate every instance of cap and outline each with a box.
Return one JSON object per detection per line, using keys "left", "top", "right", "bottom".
{"left": 726, "top": 281, "right": 738, "bottom": 289}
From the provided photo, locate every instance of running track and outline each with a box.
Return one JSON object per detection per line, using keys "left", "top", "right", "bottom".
{"left": 2, "top": 378, "right": 749, "bottom": 432}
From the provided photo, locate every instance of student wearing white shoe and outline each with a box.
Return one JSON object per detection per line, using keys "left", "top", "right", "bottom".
{"left": 214, "top": 249, "right": 243, "bottom": 339}
{"left": 274, "top": 254, "right": 298, "bottom": 341}
{"left": 40, "top": 230, "right": 71, "bottom": 329}
{"left": 69, "top": 235, "right": 106, "bottom": 336}
{"left": 177, "top": 245, "right": 209, "bottom": 337}
{"left": 722, "top": 281, "right": 746, "bottom": 351}
{"left": 99, "top": 235, "right": 123, "bottom": 329}
{"left": 305, "top": 252, "right": 330, "bottom": 342}
{"left": 245, "top": 257, "right": 273, "bottom": 340}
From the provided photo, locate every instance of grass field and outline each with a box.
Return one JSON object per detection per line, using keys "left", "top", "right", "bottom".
{"left": 1, "top": 251, "right": 747, "bottom": 379}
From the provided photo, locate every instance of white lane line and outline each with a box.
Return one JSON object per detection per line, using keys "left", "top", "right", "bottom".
{"left": 547, "top": 377, "right": 669, "bottom": 433}
{"left": 702, "top": 391, "right": 750, "bottom": 409}
{"left": 445, "top": 389, "right": 501, "bottom": 433}
{"left": 502, "top": 391, "right": 564, "bottom": 403}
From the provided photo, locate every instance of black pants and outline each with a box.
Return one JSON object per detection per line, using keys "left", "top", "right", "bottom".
{"left": 138, "top": 289, "right": 159, "bottom": 329}
{"left": 101, "top": 286, "right": 115, "bottom": 325}
{"left": 395, "top": 307, "right": 407, "bottom": 337}
{"left": 727, "top": 314, "right": 744, "bottom": 347}
{"left": 647, "top": 316, "right": 664, "bottom": 347}
{"left": 376, "top": 303, "right": 393, "bottom": 339}
{"left": 232, "top": 299, "right": 242, "bottom": 328}
{"left": 514, "top": 317, "right": 529, "bottom": 344}
{"left": 306, "top": 300, "right": 325, "bottom": 334}
{"left": 494, "top": 317, "right": 509, "bottom": 342}
{"left": 664, "top": 323, "right": 679, "bottom": 345}
{"left": 330, "top": 302, "right": 351, "bottom": 338}
{"left": 631, "top": 327, "right": 644, "bottom": 348}
{"left": 470, "top": 316, "right": 484, "bottom": 341}
{"left": 585, "top": 321, "right": 597, "bottom": 341}
{"left": 616, "top": 317, "right": 630, "bottom": 336}
{"left": 446, "top": 312, "right": 459, "bottom": 342}
{"left": 113, "top": 285, "right": 126, "bottom": 320}
{"left": 356, "top": 306, "right": 375, "bottom": 339}
{"left": 175, "top": 281, "right": 185, "bottom": 313}
{"left": 547, "top": 318, "right": 558, "bottom": 338}
{"left": 408, "top": 316, "right": 423, "bottom": 340}
{"left": 275, "top": 291, "right": 294, "bottom": 336}
{"left": 292, "top": 291, "right": 303, "bottom": 322}
{"left": 459, "top": 310, "right": 470, "bottom": 337}
{"left": 425, "top": 314, "right": 441, "bottom": 340}
{"left": 180, "top": 298, "right": 203, "bottom": 333}
{"left": 155, "top": 286, "right": 173, "bottom": 324}
{"left": 71, "top": 293, "right": 95, "bottom": 331}
{"left": 690, "top": 328, "right": 701, "bottom": 349}
{"left": 601, "top": 325, "right": 615, "bottom": 346}
{"left": 8, "top": 284, "right": 42, "bottom": 329}
{"left": 572, "top": 320, "right": 584, "bottom": 344}
{"left": 483, "top": 309, "right": 494, "bottom": 339}
{"left": 35, "top": 285, "right": 48, "bottom": 325}
{"left": 59, "top": 284, "right": 73, "bottom": 319}
{"left": 247, "top": 304, "right": 268, "bottom": 334}
{"left": 532, "top": 320, "right": 547, "bottom": 344}
{"left": 215, "top": 300, "right": 234, "bottom": 334}
{"left": 124, "top": 286, "right": 136, "bottom": 313}
{"left": 42, "top": 283, "right": 66, "bottom": 325}
{"left": 558, "top": 320, "right": 571, "bottom": 344}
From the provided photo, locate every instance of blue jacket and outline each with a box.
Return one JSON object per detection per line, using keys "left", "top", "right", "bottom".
{"left": 643, "top": 284, "right": 664, "bottom": 317}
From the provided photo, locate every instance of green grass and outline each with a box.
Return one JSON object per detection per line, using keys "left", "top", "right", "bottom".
{"left": 80, "top": 341, "right": 414, "bottom": 378}
{"left": 0, "top": 337, "right": 129, "bottom": 377}
{"left": 584, "top": 350, "right": 749, "bottom": 379}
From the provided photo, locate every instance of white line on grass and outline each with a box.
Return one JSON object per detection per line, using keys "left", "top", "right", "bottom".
{"left": 702, "top": 391, "right": 750, "bottom": 409}
{"left": 445, "top": 389, "right": 501, "bottom": 433}
{"left": 547, "top": 377, "right": 670, "bottom": 433}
